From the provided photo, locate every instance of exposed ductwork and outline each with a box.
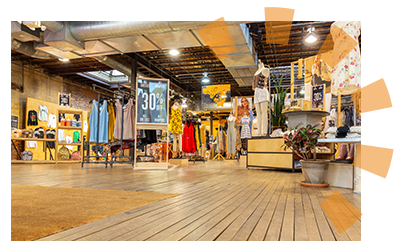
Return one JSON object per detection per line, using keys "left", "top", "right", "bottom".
{"left": 68, "top": 21, "right": 253, "bottom": 41}
{"left": 12, "top": 20, "right": 259, "bottom": 88}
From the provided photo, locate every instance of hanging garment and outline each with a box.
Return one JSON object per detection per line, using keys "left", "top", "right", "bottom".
{"left": 47, "top": 114, "right": 57, "bottom": 128}
{"left": 113, "top": 98, "right": 134, "bottom": 140}
{"left": 235, "top": 125, "right": 242, "bottom": 151}
{"left": 88, "top": 100, "right": 98, "bottom": 143}
{"left": 344, "top": 107, "right": 354, "bottom": 127}
{"left": 83, "top": 120, "right": 88, "bottom": 133}
{"left": 331, "top": 21, "right": 361, "bottom": 95}
{"left": 46, "top": 129, "right": 56, "bottom": 149}
{"left": 107, "top": 101, "right": 115, "bottom": 141}
{"left": 195, "top": 124, "right": 200, "bottom": 151}
{"left": 98, "top": 100, "right": 109, "bottom": 143}
{"left": 73, "top": 131, "right": 80, "bottom": 142}
{"left": 183, "top": 122, "right": 196, "bottom": 153}
{"left": 227, "top": 117, "right": 236, "bottom": 154}
{"left": 26, "top": 141, "right": 37, "bottom": 148}
{"left": 205, "top": 130, "right": 210, "bottom": 150}
{"left": 38, "top": 106, "right": 48, "bottom": 121}
{"left": 169, "top": 106, "right": 183, "bottom": 134}
{"left": 27, "top": 110, "right": 38, "bottom": 126}
{"left": 200, "top": 124, "right": 206, "bottom": 145}
{"left": 58, "top": 129, "right": 65, "bottom": 142}
{"left": 240, "top": 117, "right": 251, "bottom": 139}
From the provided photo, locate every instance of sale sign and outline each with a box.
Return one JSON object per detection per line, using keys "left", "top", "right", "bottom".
{"left": 137, "top": 78, "right": 168, "bottom": 124}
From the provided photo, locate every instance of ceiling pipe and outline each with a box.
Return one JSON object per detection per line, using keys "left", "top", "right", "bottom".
{"left": 11, "top": 38, "right": 54, "bottom": 59}
{"left": 68, "top": 21, "right": 256, "bottom": 41}
{"left": 41, "top": 21, "right": 64, "bottom": 32}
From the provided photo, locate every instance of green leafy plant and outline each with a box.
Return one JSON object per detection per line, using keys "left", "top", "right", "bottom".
{"left": 270, "top": 75, "right": 288, "bottom": 127}
{"left": 282, "top": 123, "right": 322, "bottom": 160}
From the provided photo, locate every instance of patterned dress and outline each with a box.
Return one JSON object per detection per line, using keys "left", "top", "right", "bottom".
{"left": 331, "top": 21, "right": 361, "bottom": 95}
{"left": 240, "top": 117, "right": 251, "bottom": 139}
{"left": 169, "top": 106, "right": 182, "bottom": 134}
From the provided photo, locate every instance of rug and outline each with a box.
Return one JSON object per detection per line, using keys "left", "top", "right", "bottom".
{"left": 11, "top": 185, "right": 179, "bottom": 241}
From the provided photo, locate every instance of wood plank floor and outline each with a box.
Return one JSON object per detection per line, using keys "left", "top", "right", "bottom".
{"left": 11, "top": 159, "right": 361, "bottom": 241}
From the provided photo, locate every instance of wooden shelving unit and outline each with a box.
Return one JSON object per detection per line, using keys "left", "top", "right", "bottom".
{"left": 11, "top": 138, "right": 57, "bottom": 164}
{"left": 56, "top": 109, "right": 83, "bottom": 163}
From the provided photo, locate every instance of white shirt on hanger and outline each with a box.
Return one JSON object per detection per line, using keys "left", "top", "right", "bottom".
{"left": 48, "top": 114, "right": 57, "bottom": 128}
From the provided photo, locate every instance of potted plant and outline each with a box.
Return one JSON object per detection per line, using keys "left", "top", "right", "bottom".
{"left": 270, "top": 75, "right": 287, "bottom": 132}
{"left": 282, "top": 123, "right": 330, "bottom": 185}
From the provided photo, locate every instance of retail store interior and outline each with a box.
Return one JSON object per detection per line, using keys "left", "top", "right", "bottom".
{"left": 11, "top": 20, "right": 361, "bottom": 241}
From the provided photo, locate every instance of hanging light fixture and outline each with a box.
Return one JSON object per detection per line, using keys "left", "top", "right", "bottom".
{"left": 181, "top": 99, "right": 188, "bottom": 108}
{"left": 201, "top": 72, "right": 210, "bottom": 84}
{"left": 305, "top": 27, "right": 317, "bottom": 43}
{"left": 169, "top": 49, "right": 179, "bottom": 56}
{"left": 58, "top": 58, "right": 69, "bottom": 62}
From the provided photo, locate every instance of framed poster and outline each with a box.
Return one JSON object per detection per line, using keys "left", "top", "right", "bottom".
{"left": 59, "top": 93, "right": 71, "bottom": 107}
{"left": 312, "top": 84, "right": 325, "bottom": 109}
{"left": 232, "top": 96, "right": 253, "bottom": 125}
{"left": 136, "top": 78, "right": 169, "bottom": 125}
{"left": 201, "top": 84, "right": 231, "bottom": 110}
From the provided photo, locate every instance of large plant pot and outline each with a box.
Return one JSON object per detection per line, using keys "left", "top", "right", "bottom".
{"left": 300, "top": 159, "right": 330, "bottom": 184}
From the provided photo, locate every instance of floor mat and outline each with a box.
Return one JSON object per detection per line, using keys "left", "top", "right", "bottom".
{"left": 11, "top": 185, "right": 179, "bottom": 241}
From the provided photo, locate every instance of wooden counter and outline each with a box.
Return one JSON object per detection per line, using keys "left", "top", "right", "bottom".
{"left": 246, "top": 137, "right": 295, "bottom": 172}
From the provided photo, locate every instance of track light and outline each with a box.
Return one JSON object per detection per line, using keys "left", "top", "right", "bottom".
{"left": 58, "top": 58, "right": 69, "bottom": 62}
{"left": 181, "top": 99, "right": 188, "bottom": 108}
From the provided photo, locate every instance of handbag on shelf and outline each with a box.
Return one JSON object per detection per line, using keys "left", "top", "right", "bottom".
{"left": 57, "top": 146, "right": 71, "bottom": 160}
{"left": 70, "top": 151, "right": 81, "bottom": 160}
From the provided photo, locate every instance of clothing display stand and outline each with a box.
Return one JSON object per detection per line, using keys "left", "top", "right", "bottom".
{"left": 82, "top": 84, "right": 134, "bottom": 168}
{"left": 213, "top": 124, "right": 225, "bottom": 161}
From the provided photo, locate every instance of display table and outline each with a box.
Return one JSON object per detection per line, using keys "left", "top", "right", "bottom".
{"left": 283, "top": 110, "right": 329, "bottom": 129}
{"left": 318, "top": 137, "right": 361, "bottom": 193}
{"left": 246, "top": 137, "right": 295, "bottom": 172}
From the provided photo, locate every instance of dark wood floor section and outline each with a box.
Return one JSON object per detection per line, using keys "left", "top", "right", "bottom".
{"left": 11, "top": 160, "right": 361, "bottom": 241}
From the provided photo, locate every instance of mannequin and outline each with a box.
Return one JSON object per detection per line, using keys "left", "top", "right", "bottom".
{"left": 253, "top": 60, "right": 270, "bottom": 136}
{"left": 169, "top": 100, "right": 183, "bottom": 158}
{"left": 227, "top": 112, "right": 236, "bottom": 159}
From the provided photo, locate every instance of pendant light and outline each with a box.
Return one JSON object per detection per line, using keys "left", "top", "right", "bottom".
{"left": 305, "top": 27, "right": 317, "bottom": 43}
{"left": 201, "top": 72, "right": 210, "bottom": 84}
{"left": 169, "top": 49, "right": 179, "bottom": 56}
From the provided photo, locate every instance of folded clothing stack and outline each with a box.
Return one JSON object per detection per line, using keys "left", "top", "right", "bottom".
{"left": 325, "top": 126, "right": 361, "bottom": 139}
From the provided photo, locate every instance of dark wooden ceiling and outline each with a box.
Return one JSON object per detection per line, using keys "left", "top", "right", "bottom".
{"left": 12, "top": 21, "right": 360, "bottom": 98}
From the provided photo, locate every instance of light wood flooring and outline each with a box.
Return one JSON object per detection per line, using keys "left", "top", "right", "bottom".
{"left": 11, "top": 159, "right": 361, "bottom": 241}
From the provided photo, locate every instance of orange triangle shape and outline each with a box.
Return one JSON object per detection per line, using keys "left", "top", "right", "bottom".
{"left": 361, "top": 78, "right": 392, "bottom": 113}
{"left": 361, "top": 144, "right": 394, "bottom": 179}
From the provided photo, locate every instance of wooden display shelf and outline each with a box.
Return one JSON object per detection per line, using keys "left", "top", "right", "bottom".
{"left": 11, "top": 160, "right": 56, "bottom": 164}
{"left": 11, "top": 138, "right": 56, "bottom": 141}
{"left": 58, "top": 126, "right": 82, "bottom": 130}
{"left": 56, "top": 109, "right": 83, "bottom": 164}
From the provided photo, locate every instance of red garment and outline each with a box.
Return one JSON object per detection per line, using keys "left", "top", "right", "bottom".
{"left": 183, "top": 122, "right": 196, "bottom": 153}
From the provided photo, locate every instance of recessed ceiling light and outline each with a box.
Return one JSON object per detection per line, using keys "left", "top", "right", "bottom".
{"left": 305, "top": 27, "right": 317, "bottom": 43}
{"left": 58, "top": 58, "right": 70, "bottom": 62}
{"left": 169, "top": 49, "right": 179, "bottom": 56}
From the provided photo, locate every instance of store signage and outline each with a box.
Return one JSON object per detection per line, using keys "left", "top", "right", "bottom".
{"left": 11, "top": 115, "right": 18, "bottom": 130}
{"left": 201, "top": 84, "right": 231, "bottom": 111}
{"left": 312, "top": 84, "right": 324, "bottom": 109}
{"left": 136, "top": 78, "right": 168, "bottom": 124}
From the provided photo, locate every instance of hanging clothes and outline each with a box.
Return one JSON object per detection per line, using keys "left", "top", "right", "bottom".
{"left": 183, "top": 122, "right": 196, "bottom": 153}
{"left": 113, "top": 98, "right": 134, "bottom": 140}
{"left": 344, "top": 107, "right": 354, "bottom": 127}
{"left": 252, "top": 118, "right": 258, "bottom": 137}
{"left": 88, "top": 99, "right": 108, "bottom": 144}
{"left": 47, "top": 114, "right": 57, "bottom": 128}
{"left": 38, "top": 106, "right": 48, "bottom": 121}
{"left": 195, "top": 123, "right": 200, "bottom": 151}
{"left": 46, "top": 129, "right": 56, "bottom": 149}
{"left": 27, "top": 110, "right": 38, "bottom": 126}
{"left": 88, "top": 100, "right": 98, "bottom": 143}
{"left": 107, "top": 101, "right": 116, "bottom": 141}
{"left": 98, "top": 100, "right": 109, "bottom": 143}
{"left": 227, "top": 117, "right": 236, "bottom": 154}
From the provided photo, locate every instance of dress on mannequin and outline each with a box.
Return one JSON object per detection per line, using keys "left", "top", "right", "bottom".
{"left": 240, "top": 115, "right": 251, "bottom": 139}
{"left": 253, "top": 61, "right": 270, "bottom": 136}
{"left": 169, "top": 102, "right": 183, "bottom": 155}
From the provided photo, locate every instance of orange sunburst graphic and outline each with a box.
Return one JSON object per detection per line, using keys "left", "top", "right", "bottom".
{"left": 361, "top": 77, "right": 394, "bottom": 179}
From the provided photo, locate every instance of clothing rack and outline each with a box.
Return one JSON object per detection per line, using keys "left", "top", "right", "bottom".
{"left": 81, "top": 84, "right": 135, "bottom": 168}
